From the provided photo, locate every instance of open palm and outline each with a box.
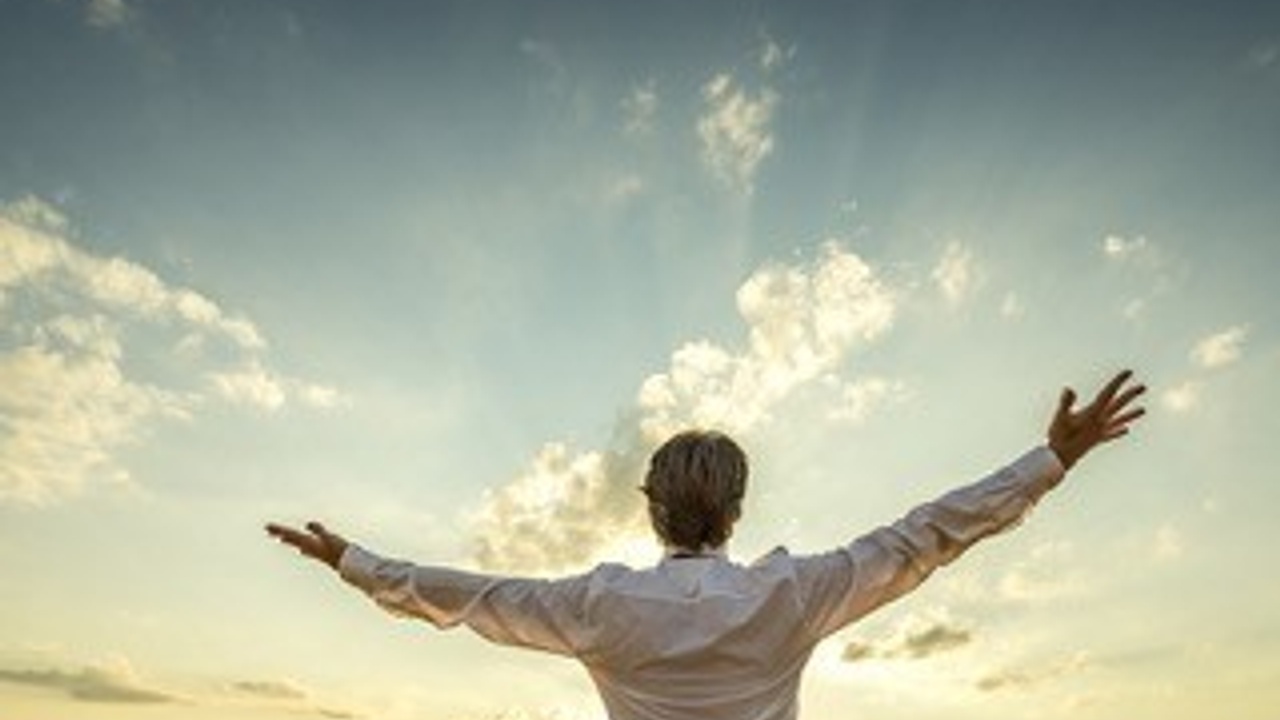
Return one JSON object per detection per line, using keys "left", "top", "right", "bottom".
{"left": 1048, "top": 369, "right": 1146, "bottom": 470}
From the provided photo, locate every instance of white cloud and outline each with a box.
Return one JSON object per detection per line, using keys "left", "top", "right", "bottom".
{"left": 640, "top": 242, "right": 895, "bottom": 440}
{"left": 621, "top": 80, "right": 658, "bottom": 138}
{"left": 931, "top": 241, "right": 977, "bottom": 306}
{"left": 470, "top": 243, "right": 897, "bottom": 572}
{"left": 1161, "top": 381, "right": 1200, "bottom": 414}
{"left": 1102, "top": 234, "right": 1149, "bottom": 261}
{"left": 210, "top": 364, "right": 287, "bottom": 412}
{"left": 697, "top": 74, "right": 778, "bottom": 195}
{"left": 1190, "top": 325, "right": 1247, "bottom": 369}
{"left": 0, "top": 196, "right": 342, "bottom": 505}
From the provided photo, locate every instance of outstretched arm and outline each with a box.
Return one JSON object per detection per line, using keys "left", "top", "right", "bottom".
{"left": 264, "top": 521, "right": 595, "bottom": 657}
{"left": 799, "top": 370, "right": 1146, "bottom": 638}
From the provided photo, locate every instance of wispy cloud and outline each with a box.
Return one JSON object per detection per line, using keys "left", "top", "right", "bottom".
{"left": 1246, "top": 40, "right": 1279, "bottom": 70}
{"left": 1100, "top": 233, "right": 1186, "bottom": 321}
{"left": 1102, "top": 234, "right": 1149, "bottom": 261}
{"left": 227, "top": 677, "right": 360, "bottom": 718}
{"left": 697, "top": 73, "right": 778, "bottom": 195}
{"left": 621, "top": 80, "right": 658, "bottom": 138}
{"left": 931, "top": 241, "right": 978, "bottom": 306}
{"left": 0, "top": 196, "right": 343, "bottom": 504}
{"left": 469, "top": 243, "right": 897, "bottom": 572}
{"left": 1190, "top": 325, "right": 1248, "bottom": 369}
{"left": 826, "top": 376, "right": 906, "bottom": 424}
{"left": 1152, "top": 521, "right": 1184, "bottom": 561}
{"left": 85, "top": 0, "right": 131, "bottom": 30}
{"left": 758, "top": 33, "right": 794, "bottom": 72}
{"left": 230, "top": 679, "right": 309, "bottom": 700}
{"left": 1161, "top": 325, "right": 1248, "bottom": 416}
{"left": 999, "top": 291, "right": 1025, "bottom": 320}
{"left": 841, "top": 612, "right": 974, "bottom": 663}
{"left": 0, "top": 657, "right": 178, "bottom": 704}
{"left": 976, "top": 653, "right": 1090, "bottom": 692}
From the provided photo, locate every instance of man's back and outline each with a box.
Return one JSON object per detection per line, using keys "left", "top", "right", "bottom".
{"left": 582, "top": 552, "right": 815, "bottom": 720}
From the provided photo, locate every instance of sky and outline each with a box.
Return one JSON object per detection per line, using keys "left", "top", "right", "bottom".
{"left": 1, "top": 0, "right": 1279, "bottom": 718}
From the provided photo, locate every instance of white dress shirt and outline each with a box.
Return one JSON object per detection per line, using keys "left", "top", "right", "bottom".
{"left": 339, "top": 446, "right": 1065, "bottom": 720}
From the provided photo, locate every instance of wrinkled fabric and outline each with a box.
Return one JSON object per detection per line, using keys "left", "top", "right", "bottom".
{"left": 340, "top": 446, "right": 1064, "bottom": 720}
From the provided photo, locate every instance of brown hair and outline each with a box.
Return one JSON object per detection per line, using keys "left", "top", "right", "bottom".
{"left": 642, "top": 430, "right": 748, "bottom": 550}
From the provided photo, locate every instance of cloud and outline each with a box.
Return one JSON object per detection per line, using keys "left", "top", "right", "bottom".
{"left": 621, "top": 80, "right": 658, "bottom": 138}
{"left": 759, "top": 35, "right": 794, "bottom": 72}
{"left": 230, "top": 679, "right": 309, "bottom": 700}
{"left": 826, "top": 376, "right": 906, "bottom": 423}
{"left": 470, "top": 243, "right": 897, "bottom": 572}
{"left": 976, "top": 653, "right": 1089, "bottom": 693}
{"left": 0, "top": 658, "right": 178, "bottom": 704}
{"left": 999, "top": 292, "right": 1024, "bottom": 320}
{"left": 0, "top": 196, "right": 343, "bottom": 504}
{"left": 1100, "top": 233, "right": 1188, "bottom": 322}
{"left": 606, "top": 174, "right": 646, "bottom": 204}
{"left": 1161, "top": 380, "right": 1200, "bottom": 414}
{"left": 1190, "top": 325, "right": 1248, "bottom": 369}
{"left": 697, "top": 73, "right": 778, "bottom": 195}
{"left": 85, "top": 0, "right": 131, "bottom": 29}
{"left": 227, "top": 677, "right": 361, "bottom": 718}
{"left": 931, "top": 241, "right": 978, "bottom": 306}
{"left": 841, "top": 613, "right": 974, "bottom": 663}
{"left": 1102, "top": 234, "right": 1149, "bottom": 261}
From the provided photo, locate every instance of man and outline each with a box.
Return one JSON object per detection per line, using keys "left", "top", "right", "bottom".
{"left": 268, "top": 370, "right": 1145, "bottom": 720}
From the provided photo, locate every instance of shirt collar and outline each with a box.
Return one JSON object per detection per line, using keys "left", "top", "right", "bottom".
{"left": 662, "top": 545, "right": 728, "bottom": 560}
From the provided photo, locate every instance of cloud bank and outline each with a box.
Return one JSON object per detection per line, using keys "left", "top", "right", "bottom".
{"left": 470, "top": 243, "right": 897, "bottom": 572}
{"left": 0, "top": 658, "right": 176, "bottom": 704}
{"left": 0, "top": 196, "right": 342, "bottom": 504}
{"left": 841, "top": 612, "right": 974, "bottom": 663}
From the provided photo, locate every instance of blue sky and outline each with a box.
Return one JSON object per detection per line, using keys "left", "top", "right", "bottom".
{"left": 2, "top": 1, "right": 1278, "bottom": 719}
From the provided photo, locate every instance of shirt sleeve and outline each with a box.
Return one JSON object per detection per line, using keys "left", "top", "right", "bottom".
{"left": 795, "top": 446, "right": 1066, "bottom": 639}
{"left": 338, "top": 545, "right": 595, "bottom": 657}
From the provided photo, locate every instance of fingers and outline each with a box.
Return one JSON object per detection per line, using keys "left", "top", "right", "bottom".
{"left": 1105, "top": 374, "right": 1145, "bottom": 407}
{"left": 1056, "top": 387, "right": 1077, "bottom": 420}
{"left": 1108, "top": 406, "right": 1146, "bottom": 429}
{"left": 1093, "top": 369, "right": 1134, "bottom": 409}
{"left": 266, "top": 523, "right": 307, "bottom": 546}
{"left": 265, "top": 522, "right": 323, "bottom": 557}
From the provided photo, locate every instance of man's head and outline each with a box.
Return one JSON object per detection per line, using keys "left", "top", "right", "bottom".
{"left": 642, "top": 430, "right": 749, "bottom": 551}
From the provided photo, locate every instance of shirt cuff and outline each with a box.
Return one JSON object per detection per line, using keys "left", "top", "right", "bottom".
{"left": 1015, "top": 445, "right": 1067, "bottom": 494}
{"left": 337, "top": 543, "right": 383, "bottom": 591}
